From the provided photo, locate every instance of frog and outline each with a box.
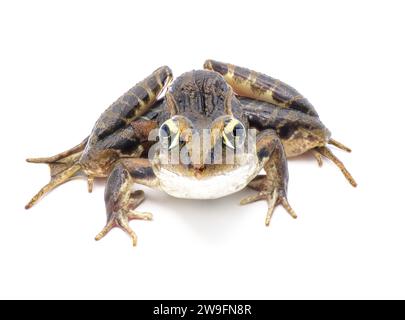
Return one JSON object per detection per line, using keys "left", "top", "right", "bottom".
{"left": 25, "top": 60, "right": 356, "bottom": 246}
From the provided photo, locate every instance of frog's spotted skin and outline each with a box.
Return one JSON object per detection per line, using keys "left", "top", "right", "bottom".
{"left": 26, "top": 60, "right": 356, "bottom": 246}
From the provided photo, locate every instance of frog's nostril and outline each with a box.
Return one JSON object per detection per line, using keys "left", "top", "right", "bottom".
{"left": 192, "top": 163, "right": 205, "bottom": 170}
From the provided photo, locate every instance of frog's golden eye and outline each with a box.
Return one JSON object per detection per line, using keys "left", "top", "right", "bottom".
{"left": 222, "top": 118, "right": 246, "bottom": 149}
{"left": 159, "top": 119, "right": 180, "bottom": 149}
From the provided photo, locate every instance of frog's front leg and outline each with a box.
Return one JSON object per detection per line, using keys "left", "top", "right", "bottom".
{"left": 95, "top": 158, "right": 158, "bottom": 246}
{"left": 241, "top": 129, "right": 297, "bottom": 226}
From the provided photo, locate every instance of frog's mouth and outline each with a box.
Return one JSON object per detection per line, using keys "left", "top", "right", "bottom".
{"left": 152, "top": 152, "right": 261, "bottom": 199}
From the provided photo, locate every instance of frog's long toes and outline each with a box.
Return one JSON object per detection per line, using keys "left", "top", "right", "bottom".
{"left": 27, "top": 137, "right": 88, "bottom": 164}
{"left": 240, "top": 188, "right": 298, "bottom": 226}
{"left": 264, "top": 190, "right": 297, "bottom": 226}
{"left": 25, "top": 163, "right": 82, "bottom": 209}
{"left": 280, "top": 196, "right": 298, "bottom": 220}
{"left": 311, "top": 150, "right": 324, "bottom": 167}
{"left": 26, "top": 139, "right": 89, "bottom": 207}
{"left": 26, "top": 157, "right": 50, "bottom": 163}
{"left": 316, "top": 146, "right": 357, "bottom": 187}
{"left": 95, "top": 220, "right": 115, "bottom": 242}
{"left": 87, "top": 176, "right": 94, "bottom": 193}
{"left": 328, "top": 138, "right": 352, "bottom": 153}
{"left": 264, "top": 189, "right": 278, "bottom": 226}
{"left": 95, "top": 214, "right": 138, "bottom": 246}
{"left": 240, "top": 192, "right": 266, "bottom": 205}
{"left": 129, "top": 211, "right": 153, "bottom": 221}
{"left": 95, "top": 210, "right": 152, "bottom": 246}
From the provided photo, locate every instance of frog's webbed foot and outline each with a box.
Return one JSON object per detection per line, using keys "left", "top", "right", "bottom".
{"left": 95, "top": 161, "right": 156, "bottom": 246}
{"left": 312, "top": 139, "right": 357, "bottom": 187}
{"left": 95, "top": 190, "right": 153, "bottom": 247}
{"left": 25, "top": 138, "right": 89, "bottom": 209}
{"left": 26, "top": 137, "right": 88, "bottom": 175}
{"left": 240, "top": 184, "right": 297, "bottom": 226}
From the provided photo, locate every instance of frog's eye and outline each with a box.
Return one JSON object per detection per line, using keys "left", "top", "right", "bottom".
{"left": 222, "top": 119, "right": 246, "bottom": 149}
{"left": 159, "top": 119, "right": 180, "bottom": 149}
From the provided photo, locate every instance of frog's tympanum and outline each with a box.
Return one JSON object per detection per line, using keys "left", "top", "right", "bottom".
{"left": 26, "top": 60, "right": 356, "bottom": 246}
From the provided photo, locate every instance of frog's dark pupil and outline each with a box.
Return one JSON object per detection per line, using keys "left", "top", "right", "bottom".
{"left": 160, "top": 124, "right": 171, "bottom": 146}
{"left": 232, "top": 123, "right": 242, "bottom": 136}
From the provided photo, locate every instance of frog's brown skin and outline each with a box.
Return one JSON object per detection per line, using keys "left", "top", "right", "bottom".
{"left": 26, "top": 60, "right": 356, "bottom": 246}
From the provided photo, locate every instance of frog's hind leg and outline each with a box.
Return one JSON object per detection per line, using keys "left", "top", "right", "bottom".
{"left": 25, "top": 137, "right": 89, "bottom": 209}
{"left": 204, "top": 59, "right": 319, "bottom": 117}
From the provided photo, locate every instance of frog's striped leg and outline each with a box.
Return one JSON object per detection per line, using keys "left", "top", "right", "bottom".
{"left": 85, "top": 66, "right": 172, "bottom": 147}
{"left": 240, "top": 129, "right": 297, "bottom": 226}
{"left": 25, "top": 67, "right": 172, "bottom": 209}
{"left": 204, "top": 59, "right": 318, "bottom": 117}
{"left": 95, "top": 158, "right": 159, "bottom": 246}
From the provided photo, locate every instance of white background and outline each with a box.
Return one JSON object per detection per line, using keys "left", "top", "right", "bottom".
{"left": 1, "top": 0, "right": 404, "bottom": 299}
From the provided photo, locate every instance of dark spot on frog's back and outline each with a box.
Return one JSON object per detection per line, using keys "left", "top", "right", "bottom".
{"left": 278, "top": 123, "right": 299, "bottom": 139}
{"left": 112, "top": 137, "right": 140, "bottom": 155}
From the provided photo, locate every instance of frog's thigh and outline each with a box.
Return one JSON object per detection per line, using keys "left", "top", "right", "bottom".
{"left": 88, "top": 66, "right": 172, "bottom": 144}
{"left": 238, "top": 97, "right": 328, "bottom": 155}
{"left": 204, "top": 59, "right": 318, "bottom": 117}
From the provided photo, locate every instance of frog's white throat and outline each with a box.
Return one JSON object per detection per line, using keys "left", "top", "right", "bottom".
{"left": 153, "top": 155, "right": 261, "bottom": 199}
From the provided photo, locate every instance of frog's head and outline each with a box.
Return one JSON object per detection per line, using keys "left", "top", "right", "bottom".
{"left": 151, "top": 70, "right": 258, "bottom": 193}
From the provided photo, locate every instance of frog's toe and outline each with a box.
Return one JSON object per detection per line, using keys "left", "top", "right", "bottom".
{"left": 25, "top": 163, "right": 82, "bottom": 209}
{"left": 240, "top": 192, "right": 267, "bottom": 205}
{"left": 311, "top": 149, "right": 324, "bottom": 167}
{"left": 328, "top": 138, "right": 351, "bottom": 153}
{"left": 95, "top": 209, "right": 153, "bottom": 246}
{"left": 26, "top": 138, "right": 90, "bottom": 208}
{"left": 240, "top": 188, "right": 297, "bottom": 226}
{"left": 315, "top": 146, "right": 357, "bottom": 187}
